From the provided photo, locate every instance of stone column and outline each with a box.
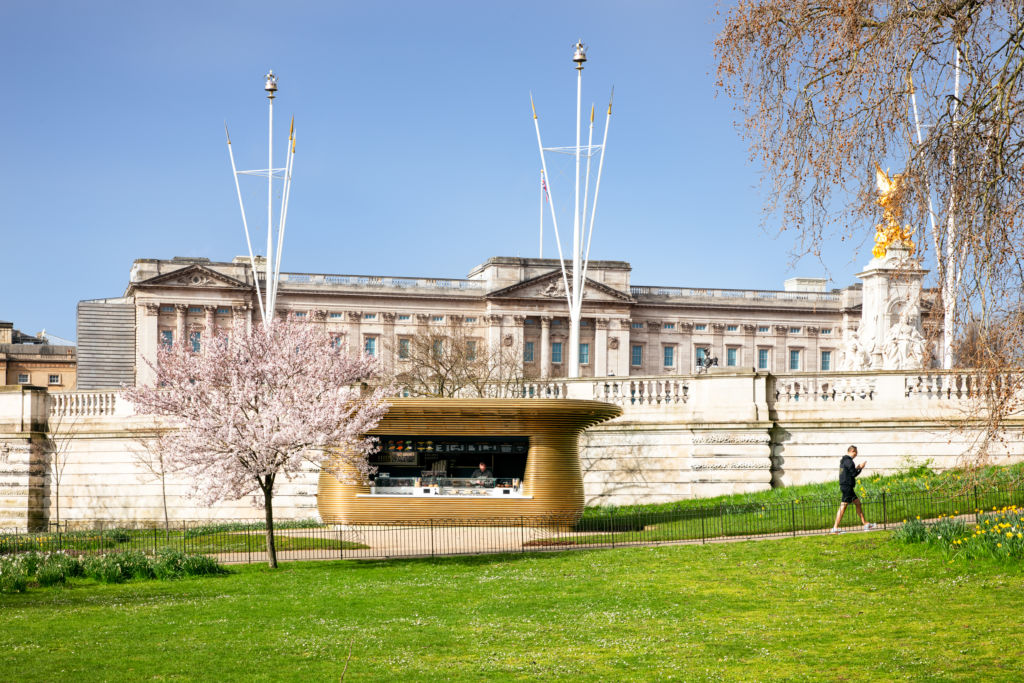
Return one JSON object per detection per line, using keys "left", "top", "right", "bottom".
{"left": 347, "top": 311, "right": 362, "bottom": 355}
{"left": 486, "top": 314, "right": 503, "bottom": 355}
{"left": 806, "top": 326, "right": 820, "bottom": 371}
{"left": 381, "top": 312, "right": 396, "bottom": 370}
{"left": 711, "top": 323, "right": 725, "bottom": 365}
{"left": 540, "top": 316, "right": 551, "bottom": 379}
{"left": 204, "top": 305, "right": 216, "bottom": 334}
{"left": 774, "top": 325, "right": 789, "bottom": 371}
{"left": 174, "top": 304, "right": 187, "bottom": 345}
{"left": 512, "top": 315, "right": 526, "bottom": 374}
{"left": 679, "top": 322, "right": 694, "bottom": 373}
{"left": 595, "top": 318, "right": 609, "bottom": 376}
{"left": 743, "top": 324, "right": 757, "bottom": 370}
{"left": 137, "top": 303, "right": 160, "bottom": 386}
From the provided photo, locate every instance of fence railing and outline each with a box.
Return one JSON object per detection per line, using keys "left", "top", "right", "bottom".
{"left": 3, "top": 486, "right": 1020, "bottom": 565}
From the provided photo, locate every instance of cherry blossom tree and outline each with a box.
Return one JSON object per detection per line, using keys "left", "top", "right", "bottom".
{"left": 124, "top": 317, "right": 391, "bottom": 567}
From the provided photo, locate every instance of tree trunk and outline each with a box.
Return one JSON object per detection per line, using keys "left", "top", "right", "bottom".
{"left": 160, "top": 472, "right": 170, "bottom": 541}
{"left": 263, "top": 479, "right": 278, "bottom": 568}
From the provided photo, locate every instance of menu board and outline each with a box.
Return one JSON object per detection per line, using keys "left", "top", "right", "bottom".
{"left": 371, "top": 436, "right": 529, "bottom": 467}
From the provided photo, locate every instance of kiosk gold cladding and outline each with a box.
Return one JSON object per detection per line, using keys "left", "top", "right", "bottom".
{"left": 318, "top": 399, "right": 622, "bottom": 525}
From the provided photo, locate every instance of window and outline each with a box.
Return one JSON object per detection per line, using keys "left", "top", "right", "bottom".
{"left": 821, "top": 328, "right": 832, "bottom": 335}
{"left": 189, "top": 331, "right": 201, "bottom": 353}
{"left": 466, "top": 340, "right": 476, "bottom": 361}
{"left": 464, "top": 317, "right": 477, "bottom": 323}
{"left": 160, "top": 305, "right": 174, "bottom": 313}
{"left": 758, "top": 348, "right": 769, "bottom": 370}
{"left": 789, "top": 327, "right": 801, "bottom": 334}
{"left": 397, "top": 314, "right": 410, "bottom": 321}
{"left": 188, "top": 306, "right": 202, "bottom": 314}
{"left": 432, "top": 315, "right": 444, "bottom": 323}
{"left": 727, "top": 325, "right": 738, "bottom": 332}
{"left": 48, "top": 374, "right": 60, "bottom": 385}
{"left": 364, "top": 337, "right": 377, "bottom": 356}
{"left": 579, "top": 343, "right": 590, "bottom": 365}
{"left": 160, "top": 330, "right": 174, "bottom": 347}
{"left": 631, "top": 344, "right": 643, "bottom": 367}
{"left": 294, "top": 311, "right": 306, "bottom": 318}
{"left": 525, "top": 318, "right": 537, "bottom": 326}
{"left": 432, "top": 340, "right": 443, "bottom": 359}
{"left": 17, "top": 373, "right": 29, "bottom": 384}
{"left": 398, "top": 338, "right": 410, "bottom": 359}
{"left": 551, "top": 320, "right": 562, "bottom": 326}
{"left": 364, "top": 313, "right": 377, "bottom": 320}
{"left": 332, "top": 335, "right": 344, "bottom": 350}
{"left": 789, "top": 349, "right": 800, "bottom": 370}
{"left": 695, "top": 347, "right": 708, "bottom": 366}
{"left": 695, "top": 324, "right": 707, "bottom": 331}
{"left": 524, "top": 341, "right": 535, "bottom": 362}
{"left": 216, "top": 307, "right": 231, "bottom": 315}
{"left": 580, "top": 320, "right": 590, "bottom": 327}
{"left": 727, "top": 347, "right": 738, "bottom": 367}
{"left": 664, "top": 346, "right": 674, "bottom": 367}
{"left": 758, "top": 326, "right": 769, "bottom": 333}
{"left": 821, "top": 350, "right": 832, "bottom": 371}
{"left": 663, "top": 323, "right": 675, "bottom": 330}
{"left": 631, "top": 322, "right": 644, "bottom": 329}
{"left": 330, "top": 312, "right": 344, "bottom": 319}
{"left": 551, "top": 342, "right": 563, "bottom": 363}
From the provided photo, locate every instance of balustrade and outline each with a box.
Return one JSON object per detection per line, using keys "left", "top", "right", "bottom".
{"left": 49, "top": 391, "right": 120, "bottom": 417}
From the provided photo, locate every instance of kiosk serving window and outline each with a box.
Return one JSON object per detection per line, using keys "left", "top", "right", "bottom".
{"left": 367, "top": 435, "right": 528, "bottom": 497}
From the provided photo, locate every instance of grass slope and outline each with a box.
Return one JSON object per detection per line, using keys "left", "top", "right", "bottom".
{"left": 1, "top": 534, "right": 1022, "bottom": 681}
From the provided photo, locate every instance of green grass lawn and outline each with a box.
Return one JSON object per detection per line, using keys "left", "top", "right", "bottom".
{"left": 2, "top": 534, "right": 1022, "bottom": 681}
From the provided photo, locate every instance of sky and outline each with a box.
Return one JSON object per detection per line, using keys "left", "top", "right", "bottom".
{"left": 1, "top": 1, "right": 878, "bottom": 340}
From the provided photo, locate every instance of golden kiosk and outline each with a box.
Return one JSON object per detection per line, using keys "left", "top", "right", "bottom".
{"left": 317, "top": 399, "right": 621, "bottom": 525}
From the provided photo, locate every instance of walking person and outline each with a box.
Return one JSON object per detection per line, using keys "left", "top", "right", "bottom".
{"left": 831, "top": 445, "right": 876, "bottom": 534}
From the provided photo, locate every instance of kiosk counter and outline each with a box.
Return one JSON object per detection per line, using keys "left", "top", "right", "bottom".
{"left": 317, "top": 398, "right": 622, "bottom": 525}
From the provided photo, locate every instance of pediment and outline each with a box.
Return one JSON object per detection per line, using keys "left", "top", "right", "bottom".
{"left": 133, "top": 264, "right": 250, "bottom": 290}
{"left": 487, "top": 270, "right": 633, "bottom": 303}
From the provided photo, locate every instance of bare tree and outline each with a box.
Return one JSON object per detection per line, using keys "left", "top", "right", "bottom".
{"left": 716, "top": 1, "right": 1024, "bottom": 373}
{"left": 387, "top": 322, "right": 534, "bottom": 398}
{"left": 44, "top": 406, "right": 78, "bottom": 530}
{"left": 131, "top": 437, "right": 172, "bottom": 536}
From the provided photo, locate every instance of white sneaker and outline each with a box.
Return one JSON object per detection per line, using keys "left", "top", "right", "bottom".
{"left": 830, "top": 528, "right": 843, "bottom": 535}
{"left": 863, "top": 523, "right": 876, "bottom": 530}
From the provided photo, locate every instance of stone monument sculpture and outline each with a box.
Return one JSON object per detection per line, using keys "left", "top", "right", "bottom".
{"left": 839, "top": 164, "right": 931, "bottom": 371}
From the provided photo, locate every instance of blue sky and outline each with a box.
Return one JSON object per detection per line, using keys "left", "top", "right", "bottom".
{"left": 2, "top": 1, "right": 875, "bottom": 340}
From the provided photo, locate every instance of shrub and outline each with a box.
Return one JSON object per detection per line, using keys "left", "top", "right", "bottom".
{"left": 0, "top": 555, "right": 31, "bottom": 593}
{"left": 893, "top": 507, "right": 1024, "bottom": 563}
{"left": 892, "top": 517, "right": 929, "bottom": 544}
{"left": 35, "top": 553, "right": 83, "bottom": 587}
{"left": 152, "top": 549, "right": 187, "bottom": 579}
{"left": 180, "top": 553, "right": 226, "bottom": 577}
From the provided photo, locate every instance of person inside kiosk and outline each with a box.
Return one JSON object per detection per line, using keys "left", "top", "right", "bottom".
{"left": 471, "top": 462, "right": 494, "bottom": 481}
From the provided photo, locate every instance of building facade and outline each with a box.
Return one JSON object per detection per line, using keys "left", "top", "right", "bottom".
{"left": 0, "top": 321, "right": 76, "bottom": 390}
{"left": 76, "top": 255, "right": 884, "bottom": 389}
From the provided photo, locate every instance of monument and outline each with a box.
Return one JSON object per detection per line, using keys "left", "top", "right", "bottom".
{"left": 841, "top": 165, "right": 931, "bottom": 371}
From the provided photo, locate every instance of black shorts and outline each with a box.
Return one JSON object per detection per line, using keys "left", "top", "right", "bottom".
{"left": 840, "top": 487, "right": 858, "bottom": 504}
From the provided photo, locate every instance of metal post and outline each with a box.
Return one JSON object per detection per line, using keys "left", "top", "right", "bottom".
{"left": 882, "top": 492, "right": 888, "bottom": 529}
{"left": 974, "top": 485, "right": 979, "bottom": 521}
{"left": 266, "top": 72, "right": 275, "bottom": 316}
{"left": 790, "top": 501, "right": 797, "bottom": 537}
{"left": 701, "top": 505, "right": 706, "bottom": 544}
{"left": 569, "top": 42, "right": 583, "bottom": 379}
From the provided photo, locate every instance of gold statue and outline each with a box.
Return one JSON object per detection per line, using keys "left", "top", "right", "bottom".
{"left": 873, "top": 163, "right": 915, "bottom": 258}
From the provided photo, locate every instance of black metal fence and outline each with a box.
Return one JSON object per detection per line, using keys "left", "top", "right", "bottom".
{"left": 2, "top": 486, "right": 1021, "bottom": 564}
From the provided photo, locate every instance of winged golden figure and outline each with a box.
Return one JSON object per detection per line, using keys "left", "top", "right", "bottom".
{"left": 872, "top": 163, "right": 915, "bottom": 259}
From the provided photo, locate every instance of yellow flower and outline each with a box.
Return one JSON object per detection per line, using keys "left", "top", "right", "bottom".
{"left": 1008, "top": 532, "right": 1014, "bottom": 538}
{"left": 998, "top": 543, "right": 1003, "bottom": 548}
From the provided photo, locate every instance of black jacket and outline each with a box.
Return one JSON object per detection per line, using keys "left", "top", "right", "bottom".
{"left": 839, "top": 455, "right": 860, "bottom": 488}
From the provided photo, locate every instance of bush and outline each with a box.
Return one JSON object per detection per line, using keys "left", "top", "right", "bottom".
{"left": 83, "top": 554, "right": 131, "bottom": 584}
{"left": 0, "top": 556, "right": 30, "bottom": 593}
{"left": 35, "top": 553, "right": 83, "bottom": 587}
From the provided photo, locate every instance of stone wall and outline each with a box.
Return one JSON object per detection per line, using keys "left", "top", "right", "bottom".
{"left": 2, "top": 370, "right": 1023, "bottom": 526}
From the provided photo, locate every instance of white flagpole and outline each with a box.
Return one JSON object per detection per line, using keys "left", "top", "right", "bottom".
{"left": 569, "top": 42, "right": 585, "bottom": 379}
{"left": 265, "top": 72, "right": 276, "bottom": 324}
{"left": 225, "top": 124, "right": 266, "bottom": 325}
{"left": 539, "top": 170, "right": 545, "bottom": 259}
{"left": 271, "top": 125, "right": 296, "bottom": 314}
{"left": 580, "top": 88, "right": 613, "bottom": 292}
{"left": 531, "top": 94, "right": 572, "bottom": 299}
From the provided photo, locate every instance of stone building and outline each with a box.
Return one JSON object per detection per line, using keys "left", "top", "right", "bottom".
{"left": 0, "top": 321, "right": 76, "bottom": 389}
{"left": 76, "top": 255, "right": 890, "bottom": 389}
